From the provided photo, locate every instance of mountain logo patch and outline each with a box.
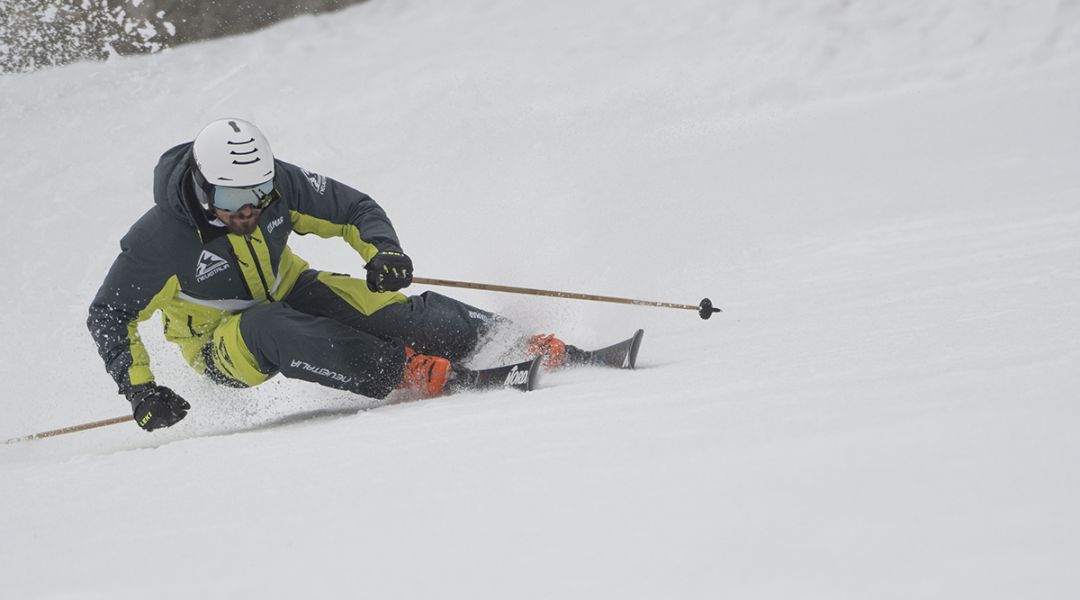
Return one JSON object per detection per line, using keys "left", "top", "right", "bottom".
{"left": 196, "top": 250, "right": 230, "bottom": 282}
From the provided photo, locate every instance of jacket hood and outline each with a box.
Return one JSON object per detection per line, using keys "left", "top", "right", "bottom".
{"left": 153, "top": 142, "right": 200, "bottom": 226}
{"left": 154, "top": 141, "right": 232, "bottom": 242}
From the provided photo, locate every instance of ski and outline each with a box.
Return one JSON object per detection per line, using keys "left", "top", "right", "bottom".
{"left": 568, "top": 328, "right": 645, "bottom": 370}
{"left": 448, "top": 356, "right": 542, "bottom": 393}
{"left": 446, "top": 329, "right": 642, "bottom": 395}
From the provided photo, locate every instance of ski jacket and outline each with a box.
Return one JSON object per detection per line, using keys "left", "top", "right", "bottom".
{"left": 88, "top": 142, "right": 405, "bottom": 393}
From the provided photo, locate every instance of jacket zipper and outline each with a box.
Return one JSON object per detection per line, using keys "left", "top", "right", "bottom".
{"left": 244, "top": 235, "right": 272, "bottom": 299}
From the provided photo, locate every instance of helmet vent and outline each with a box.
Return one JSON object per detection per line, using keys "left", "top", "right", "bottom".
{"left": 193, "top": 118, "right": 275, "bottom": 185}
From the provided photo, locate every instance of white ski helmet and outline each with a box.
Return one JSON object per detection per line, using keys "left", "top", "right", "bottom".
{"left": 192, "top": 118, "right": 274, "bottom": 187}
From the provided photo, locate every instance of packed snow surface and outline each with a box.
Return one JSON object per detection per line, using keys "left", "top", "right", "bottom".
{"left": 2, "top": 1, "right": 1079, "bottom": 598}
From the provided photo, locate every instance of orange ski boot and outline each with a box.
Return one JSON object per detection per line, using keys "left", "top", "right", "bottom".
{"left": 400, "top": 347, "right": 451, "bottom": 398}
{"left": 527, "top": 334, "right": 568, "bottom": 369}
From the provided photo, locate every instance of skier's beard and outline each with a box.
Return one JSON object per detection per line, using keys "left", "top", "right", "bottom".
{"left": 214, "top": 208, "right": 262, "bottom": 236}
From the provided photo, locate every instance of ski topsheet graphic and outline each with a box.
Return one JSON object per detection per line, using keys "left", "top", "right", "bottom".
{"left": 449, "top": 357, "right": 542, "bottom": 393}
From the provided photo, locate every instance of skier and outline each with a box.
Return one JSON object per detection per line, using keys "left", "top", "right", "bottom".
{"left": 87, "top": 118, "right": 570, "bottom": 431}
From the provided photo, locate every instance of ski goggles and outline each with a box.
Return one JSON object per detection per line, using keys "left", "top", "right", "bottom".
{"left": 211, "top": 180, "right": 279, "bottom": 212}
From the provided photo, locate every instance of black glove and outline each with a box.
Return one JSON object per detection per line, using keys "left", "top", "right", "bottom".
{"left": 366, "top": 250, "right": 413, "bottom": 292}
{"left": 125, "top": 383, "right": 190, "bottom": 431}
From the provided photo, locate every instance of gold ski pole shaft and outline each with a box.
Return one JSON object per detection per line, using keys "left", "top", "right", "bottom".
{"left": 4, "top": 415, "right": 130, "bottom": 444}
{"left": 412, "top": 277, "right": 721, "bottom": 319}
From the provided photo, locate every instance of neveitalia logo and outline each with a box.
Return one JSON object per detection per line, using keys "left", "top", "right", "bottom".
{"left": 195, "top": 250, "right": 230, "bottom": 282}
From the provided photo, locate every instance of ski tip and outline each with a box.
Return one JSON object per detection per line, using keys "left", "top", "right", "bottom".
{"left": 625, "top": 329, "right": 645, "bottom": 370}
{"left": 526, "top": 356, "right": 542, "bottom": 391}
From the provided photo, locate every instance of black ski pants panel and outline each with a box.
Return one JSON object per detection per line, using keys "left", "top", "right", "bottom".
{"left": 234, "top": 302, "right": 406, "bottom": 398}
{"left": 283, "top": 270, "right": 499, "bottom": 363}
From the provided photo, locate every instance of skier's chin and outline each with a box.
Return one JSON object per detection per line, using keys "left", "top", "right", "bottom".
{"left": 226, "top": 220, "right": 259, "bottom": 236}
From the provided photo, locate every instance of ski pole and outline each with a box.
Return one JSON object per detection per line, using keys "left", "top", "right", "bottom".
{"left": 412, "top": 276, "right": 721, "bottom": 320}
{"left": 3, "top": 415, "right": 130, "bottom": 444}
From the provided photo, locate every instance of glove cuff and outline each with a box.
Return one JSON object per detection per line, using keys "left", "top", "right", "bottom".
{"left": 121, "top": 382, "right": 157, "bottom": 407}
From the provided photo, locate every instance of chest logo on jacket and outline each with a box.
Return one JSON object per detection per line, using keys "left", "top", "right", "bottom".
{"left": 195, "top": 250, "right": 231, "bottom": 282}
{"left": 266, "top": 215, "right": 285, "bottom": 235}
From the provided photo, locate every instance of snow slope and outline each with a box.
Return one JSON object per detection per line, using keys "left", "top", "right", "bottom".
{"left": 2, "top": 1, "right": 1079, "bottom": 598}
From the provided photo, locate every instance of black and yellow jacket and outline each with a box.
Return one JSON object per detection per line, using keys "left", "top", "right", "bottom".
{"left": 88, "top": 142, "right": 405, "bottom": 393}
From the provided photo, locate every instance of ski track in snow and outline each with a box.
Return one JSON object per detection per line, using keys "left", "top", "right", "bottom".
{"left": 2, "top": 0, "right": 1080, "bottom": 598}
